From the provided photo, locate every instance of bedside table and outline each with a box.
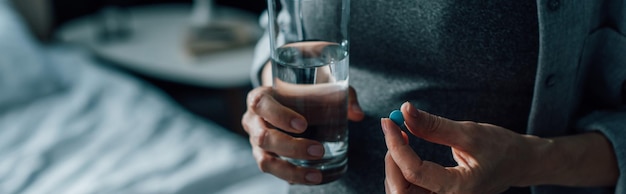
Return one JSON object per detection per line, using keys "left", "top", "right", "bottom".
{"left": 56, "top": 3, "right": 262, "bottom": 135}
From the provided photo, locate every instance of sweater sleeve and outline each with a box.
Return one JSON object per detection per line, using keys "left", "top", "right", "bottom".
{"left": 576, "top": 110, "right": 626, "bottom": 193}
{"left": 250, "top": 11, "right": 271, "bottom": 88}
{"left": 574, "top": 28, "right": 626, "bottom": 193}
{"left": 575, "top": 27, "right": 626, "bottom": 193}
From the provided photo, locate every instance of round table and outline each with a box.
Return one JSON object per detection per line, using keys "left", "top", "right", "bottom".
{"left": 56, "top": 4, "right": 263, "bottom": 134}
{"left": 56, "top": 4, "right": 262, "bottom": 89}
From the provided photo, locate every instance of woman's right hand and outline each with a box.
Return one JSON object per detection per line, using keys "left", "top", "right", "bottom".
{"left": 241, "top": 86, "right": 364, "bottom": 184}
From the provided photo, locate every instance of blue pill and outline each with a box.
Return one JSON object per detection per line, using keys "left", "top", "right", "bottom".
{"left": 389, "top": 110, "right": 404, "bottom": 126}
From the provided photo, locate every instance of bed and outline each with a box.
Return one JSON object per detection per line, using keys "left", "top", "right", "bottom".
{"left": 0, "top": 1, "right": 287, "bottom": 193}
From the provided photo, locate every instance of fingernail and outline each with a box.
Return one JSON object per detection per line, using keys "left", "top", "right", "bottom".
{"left": 381, "top": 118, "right": 389, "bottom": 135}
{"left": 291, "top": 118, "right": 307, "bottom": 132}
{"left": 404, "top": 102, "right": 419, "bottom": 118}
{"left": 308, "top": 145, "right": 324, "bottom": 157}
{"left": 305, "top": 172, "right": 322, "bottom": 183}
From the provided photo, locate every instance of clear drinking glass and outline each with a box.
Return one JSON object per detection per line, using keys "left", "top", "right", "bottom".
{"left": 267, "top": 0, "right": 350, "bottom": 184}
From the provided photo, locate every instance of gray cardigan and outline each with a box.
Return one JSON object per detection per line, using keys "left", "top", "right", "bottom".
{"left": 527, "top": 0, "right": 625, "bottom": 193}
{"left": 251, "top": 0, "right": 626, "bottom": 193}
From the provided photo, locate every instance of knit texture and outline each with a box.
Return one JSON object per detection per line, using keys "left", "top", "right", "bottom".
{"left": 290, "top": 1, "right": 538, "bottom": 193}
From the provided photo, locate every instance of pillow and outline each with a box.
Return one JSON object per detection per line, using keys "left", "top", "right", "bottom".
{"left": 0, "top": 1, "right": 63, "bottom": 110}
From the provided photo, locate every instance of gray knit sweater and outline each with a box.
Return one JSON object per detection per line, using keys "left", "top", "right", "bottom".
{"left": 289, "top": 1, "right": 537, "bottom": 193}
{"left": 252, "top": 0, "right": 624, "bottom": 193}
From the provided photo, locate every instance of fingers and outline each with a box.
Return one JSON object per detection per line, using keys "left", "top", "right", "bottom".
{"left": 401, "top": 102, "right": 472, "bottom": 150}
{"left": 242, "top": 87, "right": 324, "bottom": 161}
{"left": 253, "top": 147, "right": 323, "bottom": 185}
{"left": 247, "top": 87, "right": 307, "bottom": 133}
{"left": 385, "top": 152, "right": 441, "bottom": 194}
{"left": 348, "top": 87, "right": 365, "bottom": 121}
{"left": 244, "top": 112, "right": 324, "bottom": 159}
{"left": 385, "top": 152, "right": 411, "bottom": 193}
{"left": 382, "top": 118, "right": 458, "bottom": 193}
{"left": 243, "top": 87, "right": 326, "bottom": 185}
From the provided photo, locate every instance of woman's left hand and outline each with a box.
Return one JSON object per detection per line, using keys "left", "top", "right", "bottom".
{"left": 381, "top": 102, "right": 547, "bottom": 194}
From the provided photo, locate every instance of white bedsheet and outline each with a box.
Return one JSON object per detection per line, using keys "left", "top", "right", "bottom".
{"left": 0, "top": 44, "right": 287, "bottom": 194}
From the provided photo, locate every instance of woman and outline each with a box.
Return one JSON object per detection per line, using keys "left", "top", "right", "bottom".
{"left": 242, "top": 0, "right": 626, "bottom": 193}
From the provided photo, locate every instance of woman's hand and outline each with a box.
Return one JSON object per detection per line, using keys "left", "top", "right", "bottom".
{"left": 381, "top": 102, "right": 618, "bottom": 194}
{"left": 382, "top": 102, "right": 543, "bottom": 193}
{"left": 242, "top": 86, "right": 364, "bottom": 184}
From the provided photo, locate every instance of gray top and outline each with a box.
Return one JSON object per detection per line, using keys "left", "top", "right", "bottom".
{"left": 290, "top": 1, "right": 537, "bottom": 193}
{"left": 252, "top": 0, "right": 626, "bottom": 193}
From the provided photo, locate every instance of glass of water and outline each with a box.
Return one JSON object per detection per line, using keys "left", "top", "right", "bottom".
{"left": 267, "top": 0, "right": 350, "bottom": 184}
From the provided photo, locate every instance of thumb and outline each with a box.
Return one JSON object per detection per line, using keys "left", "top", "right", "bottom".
{"left": 401, "top": 102, "right": 471, "bottom": 150}
{"left": 348, "top": 86, "right": 365, "bottom": 121}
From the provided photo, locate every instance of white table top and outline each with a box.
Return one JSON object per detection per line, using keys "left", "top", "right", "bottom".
{"left": 56, "top": 4, "right": 262, "bottom": 88}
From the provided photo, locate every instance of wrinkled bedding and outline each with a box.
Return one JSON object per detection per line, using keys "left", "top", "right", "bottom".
{"left": 0, "top": 2, "right": 286, "bottom": 194}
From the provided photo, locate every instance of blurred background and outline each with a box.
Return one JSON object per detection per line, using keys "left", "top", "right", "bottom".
{"left": 52, "top": 0, "right": 266, "bottom": 28}
{"left": 15, "top": 0, "right": 268, "bottom": 135}
{"left": 1, "top": 0, "right": 291, "bottom": 193}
